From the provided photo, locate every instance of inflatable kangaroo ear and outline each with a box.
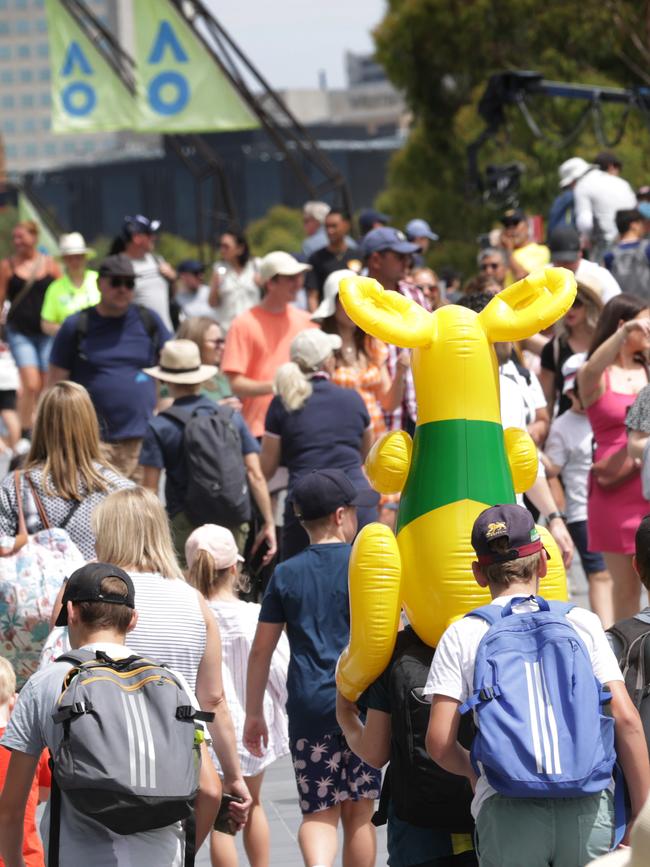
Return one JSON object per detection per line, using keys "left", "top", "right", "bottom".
{"left": 479, "top": 267, "right": 577, "bottom": 343}
{"left": 339, "top": 276, "right": 433, "bottom": 348}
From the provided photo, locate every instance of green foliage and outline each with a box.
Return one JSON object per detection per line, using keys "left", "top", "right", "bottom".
{"left": 373, "top": 0, "right": 650, "bottom": 276}
{"left": 155, "top": 232, "right": 200, "bottom": 267}
{"left": 246, "top": 205, "right": 303, "bottom": 257}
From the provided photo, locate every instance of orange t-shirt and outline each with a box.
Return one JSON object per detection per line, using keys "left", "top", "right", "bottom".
{"left": 221, "top": 304, "right": 316, "bottom": 437}
{"left": 0, "top": 730, "right": 48, "bottom": 867}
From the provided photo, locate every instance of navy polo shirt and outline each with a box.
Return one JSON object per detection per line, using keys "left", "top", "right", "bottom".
{"left": 50, "top": 305, "right": 171, "bottom": 442}
{"left": 139, "top": 394, "right": 259, "bottom": 517}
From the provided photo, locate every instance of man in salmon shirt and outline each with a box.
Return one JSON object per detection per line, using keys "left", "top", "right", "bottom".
{"left": 221, "top": 251, "right": 317, "bottom": 440}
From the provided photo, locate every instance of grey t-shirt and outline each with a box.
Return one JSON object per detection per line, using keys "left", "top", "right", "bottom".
{"left": 130, "top": 253, "right": 173, "bottom": 331}
{"left": 1, "top": 642, "right": 186, "bottom": 866}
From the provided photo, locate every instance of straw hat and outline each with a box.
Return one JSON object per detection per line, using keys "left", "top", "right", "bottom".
{"left": 58, "top": 232, "right": 94, "bottom": 257}
{"left": 143, "top": 339, "right": 217, "bottom": 385}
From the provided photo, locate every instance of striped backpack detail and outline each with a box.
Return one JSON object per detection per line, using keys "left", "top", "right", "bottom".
{"left": 459, "top": 596, "right": 615, "bottom": 797}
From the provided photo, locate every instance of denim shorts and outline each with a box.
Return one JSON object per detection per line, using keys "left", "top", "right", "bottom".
{"left": 5, "top": 326, "right": 52, "bottom": 372}
{"left": 567, "top": 520, "right": 606, "bottom": 576}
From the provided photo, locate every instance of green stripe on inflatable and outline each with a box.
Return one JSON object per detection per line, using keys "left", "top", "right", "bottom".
{"left": 396, "top": 419, "right": 515, "bottom": 532}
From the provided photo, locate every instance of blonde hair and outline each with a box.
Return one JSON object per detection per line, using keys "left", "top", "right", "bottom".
{"left": 0, "top": 657, "right": 16, "bottom": 705}
{"left": 485, "top": 538, "right": 542, "bottom": 588}
{"left": 556, "top": 283, "right": 603, "bottom": 339}
{"left": 274, "top": 362, "right": 313, "bottom": 411}
{"left": 14, "top": 220, "right": 38, "bottom": 239}
{"left": 92, "top": 487, "right": 183, "bottom": 579}
{"left": 26, "top": 381, "right": 115, "bottom": 500}
{"left": 187, "top": 549, "right": 249, "bottom": 598}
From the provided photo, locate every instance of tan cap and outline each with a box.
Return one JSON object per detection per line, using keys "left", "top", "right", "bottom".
{"left": 259, "top": 251, "right": 311, "bottom": 283}
{"left": 291, "top": 328, "right": 342, "bottom": 371}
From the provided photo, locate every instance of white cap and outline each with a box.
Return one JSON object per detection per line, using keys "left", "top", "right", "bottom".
{"left": 558, "top": 157, "right": 593, "bottom": 188}
{"left": 311, "top": 269, "right": 357, "bottom": 321}
{"left": 302, "top": 201, "right": 331, "bottom": 223}
{"left": 291, "top": 329, "right": 342, "bottom": 371}
{"left": 259, "top": 251, "right": 311, "bottom": 284}
{"left": 58, "top": 232, "right": 93, "bottom": 257}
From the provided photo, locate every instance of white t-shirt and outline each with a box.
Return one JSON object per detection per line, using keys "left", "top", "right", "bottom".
{"left": 574, "top": 170, "right": 637, "bottom": 244}
{"left": 500, "top": 359, "right": 546, "bottom": 426}
{"left": 423, "top": 595, "right": 623, "bottom": 819}
{"left": 130, "top": 253, "right": 173, "bottom": 331}
{"left": 499, "top": 374, "right": 545, "bottom": 506}
{"left": 2, "top": 642, "right": 199, "bottom": 866}
{"left": 544, "top": 409, "right": 593, "bottom": 523}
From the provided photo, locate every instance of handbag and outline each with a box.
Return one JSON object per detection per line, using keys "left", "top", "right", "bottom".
{"left": 0, "top": 472, "right": 85, "bottom": 687}
{"left": 592, "top": 446, "right": 640, "bottom": 490}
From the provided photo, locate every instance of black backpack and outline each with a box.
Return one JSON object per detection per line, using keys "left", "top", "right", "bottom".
{"left": 607, "top": 610, "right": 650, "bottom": 748}
{"left": 161, "top": 404, "right": 251, "bottom": 528}
{"left": 384, "top": 627, "right": 474, "bottom": 831}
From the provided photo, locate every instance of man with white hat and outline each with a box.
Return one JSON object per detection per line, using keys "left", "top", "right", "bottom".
{"left": 40, "top": 233, "right": 99, "bottom": 336}
{"left": 139, "top": 339, "right": 276, "bottom": 567}
{"left": 565, "top": 156, "right": 637, "bottom": 257}
{"left": 221, "top": 251, "right": 316, "bottom": 439}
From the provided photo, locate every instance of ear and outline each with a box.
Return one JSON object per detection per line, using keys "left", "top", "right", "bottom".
{"left": 339, "top": 276, "right": 433, "bottom": 348}
{"left": 632, "top": 553, "right": 640, "bottom": 577}
{"left": 126, "top": 609, "right": 139, "bottom": 634}
{"left": 334, "top": 506, "right": 346, "bottom": 526}
{"left": 66, "top": 600, "right": 77, "bottom": 626}
{"left": 472, "top": 561, "right": 489, "bottom": 587}
{"left": 479, "top": 267, "right": 576, "bottom": 343}
{"left": 538, "top": 549, "right": 549, "bottom": 579}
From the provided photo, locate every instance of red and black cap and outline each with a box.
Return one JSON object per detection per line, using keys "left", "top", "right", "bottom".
{"left": 471, "top": 504, "right": 547, "bottom": 566}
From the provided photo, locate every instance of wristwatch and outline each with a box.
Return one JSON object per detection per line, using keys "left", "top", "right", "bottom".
{"left": 546, "top": 511, "right": 566, "bottom": 523}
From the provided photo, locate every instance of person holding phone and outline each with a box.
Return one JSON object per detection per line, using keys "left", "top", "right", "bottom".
{"left": 186, "top": 524, "right": 289, "bottom": 867}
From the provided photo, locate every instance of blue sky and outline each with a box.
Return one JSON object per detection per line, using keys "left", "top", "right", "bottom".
{"left": 209, "top": 0, "right": 386, "bottom": 89}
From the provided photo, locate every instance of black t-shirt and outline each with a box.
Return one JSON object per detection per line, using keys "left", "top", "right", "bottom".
{"left": 540, "top": 335, "right": 575, "bottom": 416}
{"left": 305, "top": 244, "right": 360, "bottom": 300}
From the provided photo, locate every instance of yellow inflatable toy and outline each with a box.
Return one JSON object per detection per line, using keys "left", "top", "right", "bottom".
{"left": 336, "top": 267, "right": 577, "bottom": 701}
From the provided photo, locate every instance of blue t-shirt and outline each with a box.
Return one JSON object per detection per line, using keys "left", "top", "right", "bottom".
{"left": 139, "top": 394, "right": 259, "bottom": 517}
{"left": 50, "top": 305, "right": 171, "bottom": 442}
{"left": 264, "top": 376, "right": 371, "bottom": 491}
{"left": 259, "top": 542, "right": 351, "bottom": 740}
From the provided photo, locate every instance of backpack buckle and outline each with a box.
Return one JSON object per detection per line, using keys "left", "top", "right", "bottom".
{"left": 479, "top": 686, "right": 501, "bottom": 701}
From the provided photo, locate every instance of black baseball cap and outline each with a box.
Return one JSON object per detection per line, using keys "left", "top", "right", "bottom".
{"left": 55, "top": 563, "right": 136, "bottom": 627}
{"left": 98, "top": 254, "right": 135, "bottom": 279}
{"left": 501, "top": 208, "right": 526, "bottom": 226}
{"left": 177, "top": 259, "right": 205, "bottom": 275}
{"left": 548, "top": 226, "right": 581, "bottom": 263}
{"left": 292, "top": 469, "right": 380, "bottom": 521}
{"left": 122, "top": 214, "right": 161, "bottom": 236}
{"left": 359, "top": 208, "right": 391, "bottom": 235}
{"left": 471, "top": 504, "right": 546, "bottom": 566}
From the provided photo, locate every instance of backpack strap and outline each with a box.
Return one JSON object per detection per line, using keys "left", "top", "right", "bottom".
{"left": 74, "top": 308, "right": 93, "bottom": 362}
{"left": 607, "top": 615, "right": 650, "bottom": 661}
{"left": 463, "top": 603, "right": 503, "bottom": 626}
{"left": 48, "top": 761, "right": 61, "bottom": 867}
{"left": 136, "top": 304, "right": 161, "bottom": 360}
{"left": 160, "top": 405, "right": 195, "bottom": 426}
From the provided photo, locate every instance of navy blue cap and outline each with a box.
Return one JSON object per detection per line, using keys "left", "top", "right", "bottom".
{"left": 123, "top": 214, "right": 161, "bottom": 236}
{"left": 471, "top": 505, "right": 546, "bottom": 566}
{"left": 359, "top": 208, "right": 391, "bottom": 235}
{"left": 361, "top": 227, "right": 421, "bottom": 259}
{"left": 292, "top": 469, "right": 380, "bottom": 520}
{"left": 55, "top": 563, "right": 135, "bottom": 627}
{"left": 177, "top": 259, "right": 205, "bottom": 275}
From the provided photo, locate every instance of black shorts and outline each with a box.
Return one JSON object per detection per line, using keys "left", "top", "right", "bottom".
{"left": 0, "top": 390, "right": 17, "bottom": 411}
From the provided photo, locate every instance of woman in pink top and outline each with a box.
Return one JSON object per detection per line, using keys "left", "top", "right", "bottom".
{"left": 578, "top": 294, "right": 650, "bottom": 622}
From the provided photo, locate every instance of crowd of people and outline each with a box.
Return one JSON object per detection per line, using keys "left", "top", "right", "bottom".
{"left": 1, "top": 151, "right": 650, "bottom": 867}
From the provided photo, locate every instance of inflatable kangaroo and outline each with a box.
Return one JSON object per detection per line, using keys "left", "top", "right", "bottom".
{"left": 336, "top": 268, "right": 577, "bottom": 700}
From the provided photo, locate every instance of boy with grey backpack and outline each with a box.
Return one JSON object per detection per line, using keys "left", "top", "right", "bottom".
{"left": 0, "top": 563, "right": 219, "bottom": 867}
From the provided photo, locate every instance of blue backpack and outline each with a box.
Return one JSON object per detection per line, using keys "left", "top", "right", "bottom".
{"left": 459, "top": 595, "right": 616, "bottom": 798}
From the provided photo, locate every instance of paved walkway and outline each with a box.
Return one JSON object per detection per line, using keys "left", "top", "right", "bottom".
{"left": 196, "top": 755, "right": 388, "bottom": 865}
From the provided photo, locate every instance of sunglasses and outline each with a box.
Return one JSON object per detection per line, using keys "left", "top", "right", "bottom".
{"left": 480, "top": 262, "right": 501, "bottom": 270}
{"left": 109, "top": 277, "right": 136, "bottom": 290}
{"left": 416, "top": 283, "right": 438, "bottom": 292}
{"left": 206, "top": 338, "right": 225, "bottom": 346}
{"left": 571, "top": 297, "right": 584, "bottom": 309}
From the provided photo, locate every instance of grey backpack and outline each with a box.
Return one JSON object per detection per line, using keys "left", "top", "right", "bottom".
{"left": 607, "top": 243, "right": 650, "bottom": 302}
{"left": 48, "top": 649, "right": 213, "bottom": 867}
{"left": 162, "top": 404, "right": 251, "bottom": 528}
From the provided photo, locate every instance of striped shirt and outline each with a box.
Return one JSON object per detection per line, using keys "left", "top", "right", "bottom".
{"left": 126, "top": 572, "right": 206, "bottom": 693}
{"left": 385, "top": 281, "right": 429, "bottom": 430}
{"left": 208, "top": 599, "right": 289, "bottom": 776}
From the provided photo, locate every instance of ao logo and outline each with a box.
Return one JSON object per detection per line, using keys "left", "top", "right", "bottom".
{"left": 61, "top": 21, "right": 190, "bottom": 119}
{"left": 61, "top": 42, "right": 96, "bottom": 116}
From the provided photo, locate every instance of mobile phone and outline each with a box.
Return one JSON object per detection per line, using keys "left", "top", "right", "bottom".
{"left": 213, "top": 793, "right": 245, "bottom": 835}
{"left": 248, "top": 538, "right": 271, "bottom": 577}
